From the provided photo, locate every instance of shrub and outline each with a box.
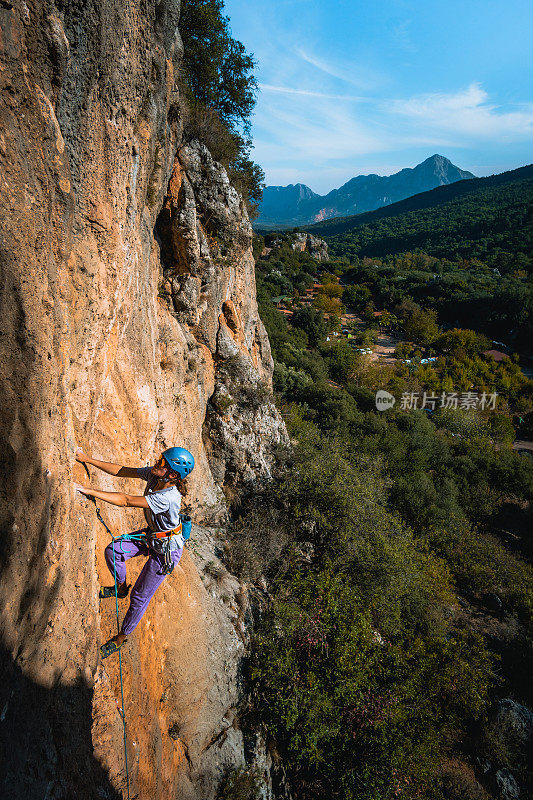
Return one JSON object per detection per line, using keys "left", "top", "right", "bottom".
{"left": 437, "top": 760, "right": 490, "bottom": 800}
{"left": 204, "top": 560, "right": 226, "bottom": 584}
{"left": 238, "top": 380, "right": 272, "bottom": 410}
{"left": 425, "top": 519, "right": 533, "bottom": 621}
{"left": 212, "top": 391, "right": 236, "bottom": 415}
{"left": 181, "top": 100, "right": 241, "bottom": 164}
{"left": 224, "top": 493, "right": 289, "bottom": 582}
{"left": 218, "top": 765, "right": 262, "bottom": 800}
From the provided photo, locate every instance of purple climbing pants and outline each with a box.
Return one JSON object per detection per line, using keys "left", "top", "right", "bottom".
{"left": 104, "top": 528, "right": 183, "bottom": 636}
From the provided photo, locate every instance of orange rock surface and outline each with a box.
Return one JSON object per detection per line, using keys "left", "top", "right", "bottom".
{"left": 0, "top": 3, "right": 286, "bottom": 797}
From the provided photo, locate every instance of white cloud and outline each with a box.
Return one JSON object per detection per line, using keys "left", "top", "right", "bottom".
{"left": 296, "top": 48, "right": 386, "bottom": 91}
{"left": 254, "top": 98, "right": 389, "bottom": 163}
{"left": 390, "top": 82, "right": 533, "bottom": 139}
{"left": 252, "top": 69, "right": 533, "bottom": 191}
{"left": 258, "top": 83, "right": 372, "bottom": 102}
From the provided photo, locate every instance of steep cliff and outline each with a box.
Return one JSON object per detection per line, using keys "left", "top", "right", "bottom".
{"left": 0, "top": 2, "right": 287, "bottom": 798}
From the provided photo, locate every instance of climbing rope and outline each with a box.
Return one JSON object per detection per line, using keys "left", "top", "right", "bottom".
{"left": 82, "top": 463, "right": 131, "bottom": 800}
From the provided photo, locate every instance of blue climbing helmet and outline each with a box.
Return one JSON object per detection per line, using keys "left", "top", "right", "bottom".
{"left": 161, "top": 447, "right": 195, "bottom": 479}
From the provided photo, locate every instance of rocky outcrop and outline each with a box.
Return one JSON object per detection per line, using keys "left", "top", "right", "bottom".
{"left": 290, "top": 232, "right": 329, "bottom": 262}
{"left": 261, "top": 232, "right": 329, "bottom": 264}
{"left": 0, "top": 2, "right": 286, "bottom": 798}
{"left": 490, "top": 699, "right": 533, "bottom": 800}
{"left": 156, "top": 142, "right": 285, "bottom": 492}
{"left": 496, "top": 699, "right": 533, "bottom": 745}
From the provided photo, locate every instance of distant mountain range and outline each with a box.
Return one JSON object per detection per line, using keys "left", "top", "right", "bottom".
{"left": 256, "top": 155, "right": 475, "bottom": 228}
{"left": 304, "top": 163, "right": 533, "bottom": 239}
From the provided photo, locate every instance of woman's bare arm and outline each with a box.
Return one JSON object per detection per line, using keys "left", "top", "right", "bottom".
{"left": 76, "top": 448, "right": 140, "bottom": 479}
{"left": 74, "top": 483, "right": 149, "bottom": 509}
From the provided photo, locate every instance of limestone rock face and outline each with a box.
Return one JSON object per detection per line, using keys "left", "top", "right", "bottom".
{"left": 306, "top": 233, "right": 330, "bottom": 262}
{"left": 290, "top": 231, "right": 329, "bottom": 262}
{"left": 0, "top": 2, "right": 286, "bottom": 798}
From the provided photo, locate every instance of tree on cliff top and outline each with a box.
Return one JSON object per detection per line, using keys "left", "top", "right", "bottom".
{"left": 179, "top": 0, "right": 264, "bottom": 215}
{"left": 180, "top": 0, "right": 257, "bottom": 132}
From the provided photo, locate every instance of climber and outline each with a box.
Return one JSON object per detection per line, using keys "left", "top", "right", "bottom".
{"left": 74, "top": 446, "right": 195, "bottom": 659}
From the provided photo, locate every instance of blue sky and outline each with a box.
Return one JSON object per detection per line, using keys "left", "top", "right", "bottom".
{"left": 223, "top": 0, "right": 533, "bottom": 193}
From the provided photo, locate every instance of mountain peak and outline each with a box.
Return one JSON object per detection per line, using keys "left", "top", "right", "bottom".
{"left": 414, "top": 154, "right": 475, "bottom": 183}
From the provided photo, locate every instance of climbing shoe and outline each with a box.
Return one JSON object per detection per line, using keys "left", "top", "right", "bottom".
{"left": 100, "top": 638, "right": 127, "bottom": 659}
{"left": 99, "top": 583, "right": 130, "bottom": 600}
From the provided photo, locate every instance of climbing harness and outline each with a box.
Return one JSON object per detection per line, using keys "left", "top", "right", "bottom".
{"left": 147, "top": 521, "right": 182, "bottom": 575}
{"left": 82, "top": 463, "right": 130, "bottom": 800}
{"left": 145, "top": 515, "right": 192, "bottom": 575}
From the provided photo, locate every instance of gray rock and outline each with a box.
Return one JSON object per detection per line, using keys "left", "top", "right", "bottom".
{"left": 496, "top": 768, "right": 520, "bottom": 799}
{"left": 497, "top": 699, "right": 533, "bottom": 743}
{"left": 289, "top": 232, "right": 329, "bottom": 261}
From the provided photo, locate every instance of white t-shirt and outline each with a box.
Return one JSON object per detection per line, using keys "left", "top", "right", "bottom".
{"left": 136, "top": 467, "right": 182, "bottom": 533}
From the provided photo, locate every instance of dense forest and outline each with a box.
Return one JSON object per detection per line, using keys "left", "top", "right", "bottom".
{"left": 293, "top": 171, "right": 533, "bottom": 354}
{"left": 304, "top": 165, "right": 533, "bottom": 252}
{"left": 227, "top": 211, "right": 533, "bottom": 798}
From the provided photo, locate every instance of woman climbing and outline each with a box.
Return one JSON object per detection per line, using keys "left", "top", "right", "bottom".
{"left": 74, "top": 446, "right": 194, "bottom": 659}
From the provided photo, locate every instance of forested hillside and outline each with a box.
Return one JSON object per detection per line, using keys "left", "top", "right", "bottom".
{"left": 297, "top": 168, "right": 533, "bottom": 354}
{"left": 242, "top": 217, "right": 533, "bottom": 800}
{"left": 305, "top": 165, "right": 533, "bottom": 259}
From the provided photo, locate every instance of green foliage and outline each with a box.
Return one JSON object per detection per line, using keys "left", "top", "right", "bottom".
{"left": 179, "top": 0, "right": 256, "bottom": 132}
{"left": 211, "top": 392, "right": 236, "bottom": 414}
{"left": 230, "top": 155, "right": 266, "bottom": 215}
{"left": 403, "top": 308, "right": 440, "bottom": 346}
{"left": 179, "top": 0, "right": 264, "bottom": 213}
{"left": 218, "top": 765, "right": 262, "bottom": 800}
{"left": 309, "top": 169, "right": 533, "bottom": 276}
{"left": 303, "top": 171, "right": 533, "bottom": 351}
{"left": 425, "top": 519, "right": 533, "bottom": 623}
{"left": 342, "top": 282, "right": 372, "bottom": 310}
{"left": 291, "top": 307, "right": 327, "bottom": 349}
{"left": 250, "top": 425, "right": 494, "bottom": 800}
{"left": 328, "top": 339, "right": 358, "bottom": 384}
{"left": 253, "top": 176, "right": 533, "bottom": 800}
{"left": 436, "top": 328, "right": 491, "bottom": 358}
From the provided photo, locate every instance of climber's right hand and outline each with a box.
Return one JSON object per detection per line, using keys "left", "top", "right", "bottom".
{"left": 76, "top": 447, "right": 87, "bottom": 463}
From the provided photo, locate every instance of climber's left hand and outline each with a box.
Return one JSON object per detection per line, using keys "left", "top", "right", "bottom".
{"left": 74, "top": 482, "right": 92, "bottom": 497}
